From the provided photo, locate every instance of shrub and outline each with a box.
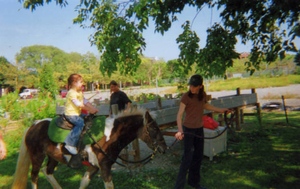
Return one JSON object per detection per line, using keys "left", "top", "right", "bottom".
{"left": 138, "top": 93, "right": 157, "bottom": 101}
{"left": 294, "top": 66, "right": 300, "bottom": 75}
{"left": 0, "top": 90, "right": 65, "bottom": 121}
{"left": 0, "top": 106, "right": 4, "bottom": 117}
{"left": 27, "top": 95, "right": 57, "bottom": 120}
{"left": 0, "top": 91, "right": 19, "bottom": 112}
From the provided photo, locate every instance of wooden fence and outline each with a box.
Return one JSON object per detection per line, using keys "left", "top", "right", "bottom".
{"left": 53, "top": 88, "right": 261, "bottom": 162}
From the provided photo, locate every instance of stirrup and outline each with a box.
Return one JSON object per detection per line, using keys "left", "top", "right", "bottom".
{"left": 68, "top": 154, "right": 82, "bottom": 169}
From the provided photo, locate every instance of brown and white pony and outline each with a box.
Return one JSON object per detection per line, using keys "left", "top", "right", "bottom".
{"left": 12, "top": 108, "right": 167, "bottom": 189}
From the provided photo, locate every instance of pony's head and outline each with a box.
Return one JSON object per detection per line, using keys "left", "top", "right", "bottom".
{"left": 140, "top": 110, "right": 167, "bottom": 154}
{"left": 112, "top": 108, "right": 167, "bottom": 154}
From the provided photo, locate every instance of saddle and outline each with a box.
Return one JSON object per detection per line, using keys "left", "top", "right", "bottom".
{"left": 48, "top": 116, "right": 105, "bottom": 144}
{"left": 57, "top": 114, "right": 95, "bottom": 169}
{"left": 48, "top": 115, "right": 106, "bottom": 169}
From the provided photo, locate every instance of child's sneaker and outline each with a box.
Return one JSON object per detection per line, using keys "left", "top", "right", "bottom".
{"left": 65, "top": 145, "right": 78, "bottom": 155}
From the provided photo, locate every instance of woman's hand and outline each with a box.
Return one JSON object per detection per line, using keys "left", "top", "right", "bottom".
{"left": 175, "top": 131, "right": 184, "bottom": 140}
{"left": 222, "top": 108, "right": 232, "bottom": 113}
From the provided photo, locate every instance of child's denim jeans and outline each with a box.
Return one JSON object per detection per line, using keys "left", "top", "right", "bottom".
{"left": 64, "top": 113, "right": 86, "bottom": 147}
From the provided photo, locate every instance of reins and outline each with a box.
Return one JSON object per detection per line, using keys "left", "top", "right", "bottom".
{"left": 86, "top": 131, "right": 127, "bottom": 167}
{"left": 86, "top": 129, "right": 157, "bottom": 168}
{"left": 85, "top": 118, "right": 160, "bottom": 168}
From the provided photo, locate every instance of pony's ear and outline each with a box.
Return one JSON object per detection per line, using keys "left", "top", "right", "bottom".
{"left": 144, "top": 110, "right": 153, "bottom": 123}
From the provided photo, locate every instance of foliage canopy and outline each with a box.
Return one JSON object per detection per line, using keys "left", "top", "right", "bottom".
{"left": 16, "top": 45, "right": 70, "bottom": 72}
{"left": 19, "top": 0, "right": 300, "bottom": 77}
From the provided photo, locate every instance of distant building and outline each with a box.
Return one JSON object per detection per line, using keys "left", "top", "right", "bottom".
{"left": 239, "top": 52, "right": 250, "bottom": 59}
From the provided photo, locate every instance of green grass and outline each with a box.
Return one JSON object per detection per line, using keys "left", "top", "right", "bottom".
{"left": 207, "top": 75, "right": 300, "bottom": 91}
{"left": 1, "top": 111, "right": 300, "bottom": 188}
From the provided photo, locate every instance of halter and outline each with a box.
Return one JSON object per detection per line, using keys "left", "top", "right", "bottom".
{"left": 144, "top": 120, "right": 166, "bottom": 151}
{"left": 117, "top": 119, "right": 165, "bottom": 164}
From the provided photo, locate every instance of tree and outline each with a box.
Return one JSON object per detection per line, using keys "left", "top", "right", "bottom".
{"left": 132, "top": 58, "right": 149, "bottom": 86}
{"left": 0, "top": 57, "right": 27, "bottom": 90}
{"left": 19, "top": 0, "right": 300, "bottom": 77}
{"left": 0, "top": 57, "right": 13, "bottom": 97}
{"left": 81, "top": 52, "right": 98, "bottom": 82}
{"left": 142, "top": 58, "right": 155, "bottom": 86}
{"left": 39, "top": 63, "right": 58, "bottom": 99}
{"left": 15, "top": 46, "right": 104, "bottom": 89}
{"left": 16, "top": 45, "right": 70, "bottom": 73}
{"left": 0, "top": 57, "right": 13, "bottom": 86}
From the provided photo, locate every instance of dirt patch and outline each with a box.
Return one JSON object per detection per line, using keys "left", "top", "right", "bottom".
{"left": 111, "top": 133, "right": 184, "bottom": 173}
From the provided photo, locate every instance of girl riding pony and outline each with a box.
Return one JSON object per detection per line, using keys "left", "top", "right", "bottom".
{"left": 64, "top": 74, "right": 98, "bottom": 155}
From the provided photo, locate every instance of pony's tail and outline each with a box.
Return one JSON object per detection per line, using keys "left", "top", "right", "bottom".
{"left": 11, "top": 128, "right": 30, "bottom": 189}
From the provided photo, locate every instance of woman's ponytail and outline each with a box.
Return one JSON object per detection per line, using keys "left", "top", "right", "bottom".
{"left": 198, "top": 85, "right": 204, "bottom": 101}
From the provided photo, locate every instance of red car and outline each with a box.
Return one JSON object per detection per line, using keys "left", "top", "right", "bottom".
{"left": 60, "top": 89, "right": 68, "bottom": 98}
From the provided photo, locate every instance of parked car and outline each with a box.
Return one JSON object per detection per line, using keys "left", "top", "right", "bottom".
{"left": 60, "top": 89, "right": 68, "bottom": 98}
{"left": 19, "top": 89, "right": 39, "bottom": 99}
{"left": 261, "top": 102, "right": 282, "bottom": 111}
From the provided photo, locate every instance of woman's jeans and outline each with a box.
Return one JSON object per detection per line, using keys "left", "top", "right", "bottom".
{"left": 64, "top": 113, "right": 86, "bottom": 147}
{"left": 174, "top": 126, "right": 204, "bottom": 189}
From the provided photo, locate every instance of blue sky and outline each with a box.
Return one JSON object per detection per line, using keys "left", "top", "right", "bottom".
{"left": 0, "top": 1, "right": 260, "bottom": 64}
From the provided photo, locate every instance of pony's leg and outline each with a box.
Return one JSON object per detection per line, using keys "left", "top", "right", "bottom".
{"left": 42, "top": 156, "right": 62, "bottom": 189}
{"left": 79, "top": 166, "right": 99, "bottom": 189}
{"left": 100, "top": 163, "right": 114, "bottom": 189}
{"left": 104, "top": 180, "right": 114, "bottom": 189}
{"left": 30, "top": 152, "right": 46, "bottom": 188}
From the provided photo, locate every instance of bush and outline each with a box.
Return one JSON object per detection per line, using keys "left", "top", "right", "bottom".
{"left": 294, "top": 66, "right": 300, "bottom": 75}
{"left": 0, "top": 106, "right": 4, "bottom": 117}
{"left": 0, "top": 91, "right": 19, "bottom": 112}
{"left": 0, "top": 90, "right": 65, "bottom": 121}
{"left": 135, "top": 93, "right": 157, "bottom": 101}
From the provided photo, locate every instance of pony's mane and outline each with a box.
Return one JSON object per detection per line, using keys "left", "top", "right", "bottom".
{"left": 113, "top": 107, "right": 157, "bottom": 120}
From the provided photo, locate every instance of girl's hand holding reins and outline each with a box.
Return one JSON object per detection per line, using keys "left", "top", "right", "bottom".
{"left": 175, "top": 131, "right": 184, "bottom": 140}
{"left": 91, "top": 107, "right": 99, "bottom": 114}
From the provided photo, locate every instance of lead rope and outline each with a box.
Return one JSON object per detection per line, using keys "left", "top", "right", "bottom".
{"left": 168, "top": 111, "right": 235, "bottom": 149}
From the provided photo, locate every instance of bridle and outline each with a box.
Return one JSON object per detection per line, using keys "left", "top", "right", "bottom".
{"left": 143, "top": 120, "right": 166, "bottom": 151}
{"left": 117, "top": 119, "right": 165, "bottom": 164}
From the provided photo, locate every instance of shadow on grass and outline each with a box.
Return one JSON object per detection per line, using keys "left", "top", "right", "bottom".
{"left": 200, "top": 114, "right": 300, "bottom": 189}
